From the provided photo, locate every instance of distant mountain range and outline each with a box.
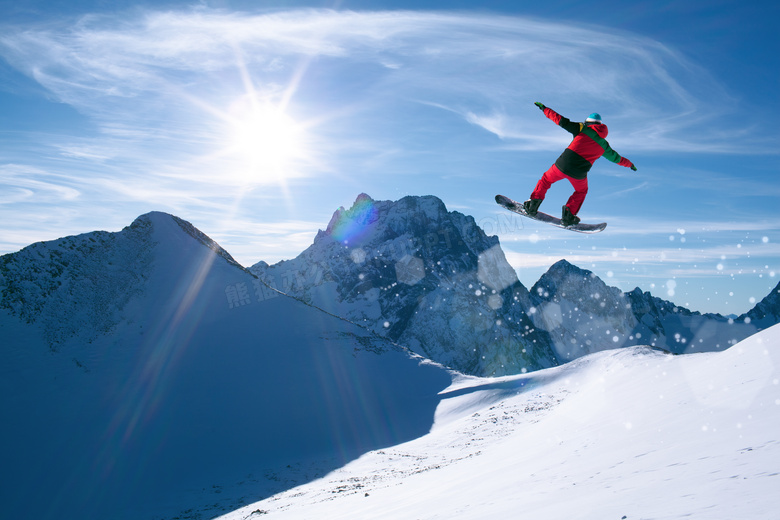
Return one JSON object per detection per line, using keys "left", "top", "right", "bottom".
{"left": 251, "top": 193, "right": 776, "bottom": 375}
{"left": 2, "top": 194, "right": 777, "bottom": 378}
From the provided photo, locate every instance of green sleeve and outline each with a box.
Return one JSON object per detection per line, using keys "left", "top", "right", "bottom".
{"left": 601, "top": 145, "right": 622, "bottom": 164}
{"left": 582, "top": 126, "right": 623, "bottom": 163}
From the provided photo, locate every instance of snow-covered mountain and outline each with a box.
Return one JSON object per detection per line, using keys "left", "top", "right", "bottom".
{"left": 744, "top": 280, "right": 780, "bottom": 329}
{"left": 252, "top": 194, "right": 772, "bottom": 374}
{"left": 0, "top": 211, "right": 453, "bottom": 520}
{"left": 2, "top": 198, "right": 779, "bottom": 519}
{"left": 219, "top": 322, "right": 780, "bottom": 520}
{"left": 529, "top": 259, "right": 759, "bottom": 361}
{"left": 250, "top": 193, "right": 558, "bottom": 377}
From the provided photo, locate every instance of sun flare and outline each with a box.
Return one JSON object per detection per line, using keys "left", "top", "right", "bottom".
{"left": 224, "top": 97, "right": 304, "bottom": 185}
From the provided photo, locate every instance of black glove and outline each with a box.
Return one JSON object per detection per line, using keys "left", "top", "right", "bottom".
{"left": 534, "top": 102, "right": 546, "bottom": 111}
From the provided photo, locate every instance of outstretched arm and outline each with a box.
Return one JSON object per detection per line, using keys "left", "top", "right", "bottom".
{"left": 603, "top": 146, "right": 637, "bottom": 171}
{"left": 534, "top": 102, "right": 580, "bottom": 135}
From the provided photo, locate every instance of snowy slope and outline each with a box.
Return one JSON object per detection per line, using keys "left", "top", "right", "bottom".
{"left": 220, "top": 323, "right": 780, "bottom": 520}
{"left": 0, "top": 214, "right": 156, "bottom": 348}
{"left": 0, "top": 212, "right": 453, "bottom": 520}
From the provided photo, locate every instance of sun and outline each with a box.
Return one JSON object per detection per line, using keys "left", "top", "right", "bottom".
{"left": 223, "top": 96, "right": 305, "bottom": 185}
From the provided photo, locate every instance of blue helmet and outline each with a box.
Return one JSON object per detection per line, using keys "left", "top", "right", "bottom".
{"left": 585, "top": 113, "right": 602, "bottom": 124}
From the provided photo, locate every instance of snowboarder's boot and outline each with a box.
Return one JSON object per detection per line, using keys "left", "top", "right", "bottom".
{"left": 523, "top": 199, "right": 542, "bottom": 216}
{"left": 561, "top": 205, "right": 580, "bottom": 226}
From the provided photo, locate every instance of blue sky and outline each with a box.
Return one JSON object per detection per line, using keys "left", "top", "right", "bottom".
{"left": 1, "top": 0, "right": 778, "bottom": 314}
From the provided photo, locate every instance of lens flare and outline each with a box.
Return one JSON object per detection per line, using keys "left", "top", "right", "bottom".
{"left": 328, "top": 195, "right": 379, "bottom": 245}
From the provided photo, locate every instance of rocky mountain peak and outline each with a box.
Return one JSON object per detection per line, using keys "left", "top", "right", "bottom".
{"left": 531, "top": 258, "right": 601, "bottom": 301}
{"left": 744, "top": 280, "right": 780, "bottom": 327}
{"left": 253, "top": 193, "right": 553, "bottom": 376}
{"left": 0, "top": 211, "right": 247, "bottom": 350}
{"left": 324, "top": 193, "right": 379, "bottom": 240}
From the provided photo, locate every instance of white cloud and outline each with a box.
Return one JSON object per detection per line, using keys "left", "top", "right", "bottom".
{"left": 0, "top": 8, "right": 763, "bottom": 155}
{"left": 0, "top": 164, "right": 82, "bottom": 203}
{"left": 194, "top": 217, "right": 324, "bottom": 266}
{"left": 502, "top": 238, "right": 780, "bottom": 275}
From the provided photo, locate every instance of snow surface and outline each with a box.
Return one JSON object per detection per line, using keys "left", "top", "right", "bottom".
{"left": 219, "top": 325, "right": 780, "bottom": 520}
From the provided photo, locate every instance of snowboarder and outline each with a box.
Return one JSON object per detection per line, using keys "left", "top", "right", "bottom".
{"left": 524, "top": 102, "right": 637, "bottom": 226}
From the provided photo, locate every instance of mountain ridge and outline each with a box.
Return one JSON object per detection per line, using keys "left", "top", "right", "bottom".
{"left": 2, "top": 195, "right": 776, "bottom": 373}
{"left": 252, "top": 194, "right": 772, "bottom": 373}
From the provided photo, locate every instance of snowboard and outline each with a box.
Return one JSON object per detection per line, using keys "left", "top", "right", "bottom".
{"left": 495, "top": 194, "right": 607, "bottom": 233}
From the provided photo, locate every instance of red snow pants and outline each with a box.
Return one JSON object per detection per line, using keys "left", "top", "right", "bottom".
{"left": 530, "top": 164, "right": 589, "bottom": 215}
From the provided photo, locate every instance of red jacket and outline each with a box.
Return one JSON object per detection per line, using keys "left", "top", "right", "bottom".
{"left": 543, "top": 107, "right": 634, "bottom": 179}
